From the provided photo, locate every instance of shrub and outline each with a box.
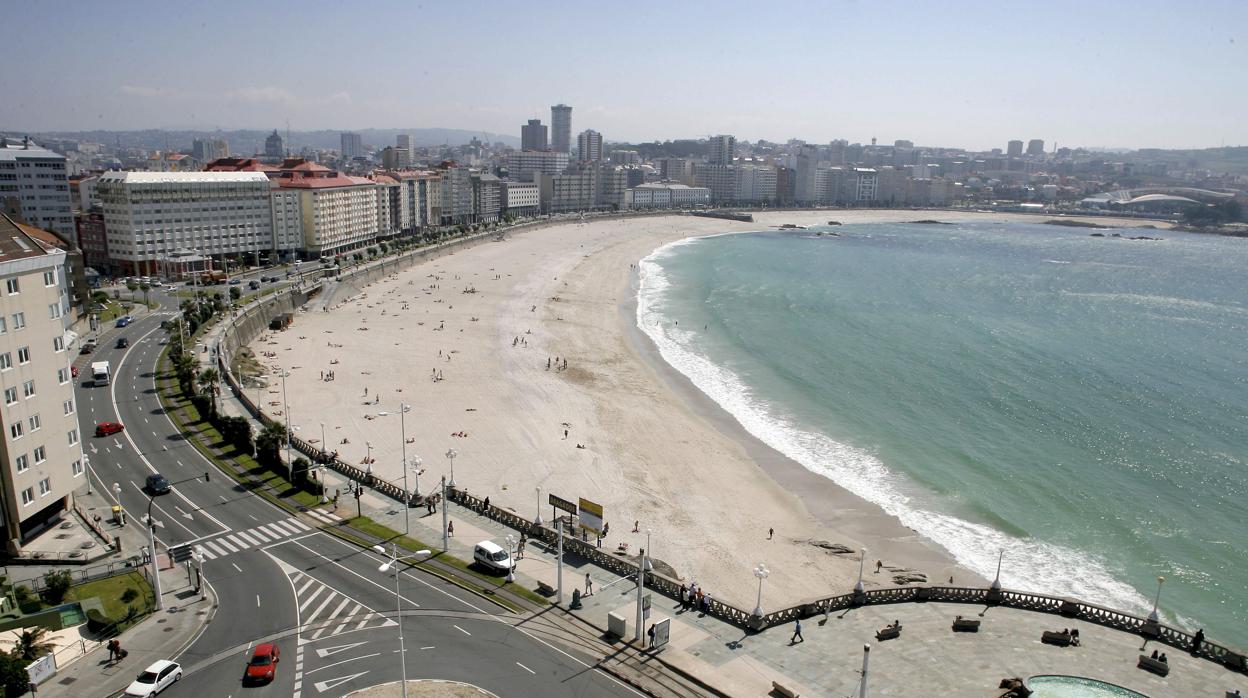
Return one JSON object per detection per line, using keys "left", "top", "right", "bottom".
{"left": 120, "top": 588, "right": 139, "bottom": 604}
{"left": 85, "top": 608, "right": 113, "bottom": 634}
{"left": 41, "top": 570, "right": 72, "bottom": 604}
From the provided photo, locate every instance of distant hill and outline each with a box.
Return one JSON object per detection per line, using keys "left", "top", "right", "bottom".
{"left": 1, "top": 128, "right": 519, "bottom": 154}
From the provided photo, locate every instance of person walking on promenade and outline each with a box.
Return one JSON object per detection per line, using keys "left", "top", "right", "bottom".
{"left": 791, "top": 619, "right": 804, "bottom": 644}
{"left": 584, "top": 573, "right": 594, "bottom": 596}
{"left": 876, "top": 559, "right": 883, "bottom": 573}
{"left": 447, "top": 520, "right": 454, "bottom": 537}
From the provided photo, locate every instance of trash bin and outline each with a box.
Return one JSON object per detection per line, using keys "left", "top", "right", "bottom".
{"left": 112, "top": 505, "right": 122, "bottom": 524}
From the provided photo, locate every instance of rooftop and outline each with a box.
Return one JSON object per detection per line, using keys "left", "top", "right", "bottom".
{"left": 0, "top": 137, "right": 64, "bottom": 162}
{"left": 98, "top": 171, "right": 272, "bottom": 185}
{"left": 0, "top": 212, "right": 60, "bottom": 262}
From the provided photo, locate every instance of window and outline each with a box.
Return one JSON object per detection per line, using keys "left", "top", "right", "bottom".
{"left": 71, "top": 459, "right": 83, "bottom": 477}
{"left": 48, "top": 303, "right": 61, "bottom": 319}
{"left": 10, "top": 422, "right": 23, "bottom": 439}
{"left": 0, "top": 317, "right": 6, "bottom": 334}
{"left": 67, "top": 428, "right": 78, "bottom": 445}
{"left": 5, "top": 278, "right": 18, "bottom": 294}
{"left": 0, "top": 353, "right": 10, "bottom": 370}
{"left": 38, "top": 478, "right": 50, "bottom": 496}
{"left": 53, "top": 336, "right": 64, "bottom": 352}
{"left": 15, "top": 454, "right": 28, "bottom": 472}
{"left": 11, "top": 313, "right": 24, "bottom": 330}
{"left": 43, "top": 270, "right": 55, "bottom": 286}
{"left": 17, "top": 347, "right": 29, "bottom": 364}
{"left": 20, "top": 488, "right": 33, "bottom": 506}
{"left": 28, "top": 414, "right": 40, "bottom": 431}
{"left": 57, "top": 368, "right": 68, "bottom": 384}
{"left": 3, "top": 387, "right": 15, "bottom": 404}
{"left": 22, "top": 380, "right": 34, "bottom": 397}
{"left": 63, "top": 399, "right": 74, "bottom": 415}
{"left": 33, "top": 446, "right": 45, "bottom": 463}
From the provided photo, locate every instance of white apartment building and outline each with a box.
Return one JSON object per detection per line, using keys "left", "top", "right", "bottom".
{"left": 0, "top": 138, "right": 74, "bottom": 239}
{"left": 577, "top": 130, "right": 603, "bottom": 162}
{"left": 0, "top": 213, "right": 83, "bottom": 553}
{"left": 539, "top": 171, "right": 598, "bottom": 213}
{"left": 97, "top": 171, "right": 276, "bottom": 275}
{"left": 623, "top": 183, "right": 711, "bottom": 209}
{"left": 507, "top": 151, "right": 570, "bottom": 182}
{"left": 270, "top": 167, "right": 379, "bottom": 258}
{"left": 735, "top": 165, "right": 778, "bottom": 203}
{"left": 502, "top": 182, "right": 540, "bottom": 218}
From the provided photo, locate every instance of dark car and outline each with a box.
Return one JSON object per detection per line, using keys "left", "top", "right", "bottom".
{"left": 79, "top": 342, "right": 95, "bottom": 355}
{"left": 115, "top": 316, "right": 133, "bottom": 328}
{"left": 95, "top": 421, "right": 125, "bottom": 437}
{"left": 244, "top": 643, "right": 280, "bottom": 684}
{"left": 116, "top": 337, "right": 130, "bottom": 348}
{"left": 145, "top": 474, "right": 171, "bottom": 495}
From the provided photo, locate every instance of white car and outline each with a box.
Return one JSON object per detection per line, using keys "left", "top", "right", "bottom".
{"left": 124, "top": 660, "right": 181, "bottom": 696}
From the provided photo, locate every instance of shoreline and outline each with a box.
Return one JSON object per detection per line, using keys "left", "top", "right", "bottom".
{"left": 253, "top": 209, "right": 1168, "bottom": 611}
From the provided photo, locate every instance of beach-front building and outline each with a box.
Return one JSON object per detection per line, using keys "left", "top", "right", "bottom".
{"left": 622, "top": 183, "right": 711, "bottom": 209}
{"left": 270, "top": 162, "right": 378, "bottom": 259}
{"left": 0, "top": 212, "right": 84, "bottom": 554}
{"left": 507, "top": 151, "right": 570, "bottom": 182}
{"left": 502, "top": 182, "right": 540, "bottom": 218}
{"left": 0, "top": 138, "right": 74, "bottom": 240}
{"left": 96, "top": 171, "right": 276, "bottom": 275}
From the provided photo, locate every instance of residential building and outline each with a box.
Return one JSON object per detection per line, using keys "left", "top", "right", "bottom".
{"left": 551, "top": 104, "right": 573, "bottom": 153}
{"left": 436, "top": 163, "right": 474, "bottom": 225}
{"left": 72, "top": 175, "right": 100, "bottom": 212}
{"left": 1007, "top": 140, "right": 1024, "bottom": 157}
{"left": 734, "top": 165, "right": 778, "bottom": 203}
{"left": 395, "top": 135, "right": 413, "bottom": 167}
{"left": 507, "top": 151, "right": 569, "bottom": 181}
{"left": 264, "top": 130, "right": 285, "bottom": 159}
{"left": 74, "top": 208, "right": 109, "bottom": 272}
{"left": 539, "top": 170, "right": 598, "bottom": 213}
{"left": 270, "top": 161, "right": 378, "bottom": 258}
{"left": 340, "top": 132, "right": 363, "bottom": 160}
{"left": 502, "top": 182, "right": 540, "bottom": 218}
{"left": 1027, "top": 139, "right": 1045, "bottom": 156}
{"left": 191, "top": 138, "right": 229, "bottom": 163}
{"left": 144, "top": 152, "right": 198, "bottom": 172}
{"left": 521, "top": 120, "right": 548, "bottom": 152}
{"left": 794, "top": 145, "right": 822, "bottom": 204}
{"left": 609, "top": 150, "right": 641, "bottom": 166}
{"left": 471, "top": 172, "right": 501, "bottom": 223}
{"left": 97, "top": 171, "right": 276, "bottom": 275}
{"left": 577, "top": 130, "right": 603, "bottom": 162}
{"left": 595, "top": 165, "right": 628, "bottom": 209}
{"left": 658, "top": 158, "right": 696, "bottom": 185}
{"left": 622, "top": 183, "right": 711, "bottom": 209}
{"left": 694, "top": 164, "right": 736, "bottom": 202}
{"left": 0, "top": 212, "right": 83, "bottom": 553}
{"left": 370, "top": 174, "right": 400, "bottom": 238}
{"left": 707, "top": 135, "right": 736, "bottom": 167}
{"left": 0, "top": 137, "right": 74, "bottom": 239}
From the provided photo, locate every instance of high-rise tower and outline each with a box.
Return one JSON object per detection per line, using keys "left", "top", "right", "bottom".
{"left": 551, "top": 104, "right": 573, "bottom": 154}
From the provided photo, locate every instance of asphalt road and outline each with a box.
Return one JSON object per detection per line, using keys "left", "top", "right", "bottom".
{"left": 80, "top": 294, "right": 641, "bottom": 697}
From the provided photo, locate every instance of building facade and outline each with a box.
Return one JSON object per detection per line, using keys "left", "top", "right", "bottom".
{"left": 707, "top": 135, "right": 736, "bottom": 167}
{"left": 0, "top": 138, "right": 74, "bottom": 239}
{"left": 264, "top": 130, "right": 285, "bottom": 159}
{"left": 271, "top": 164, "right": 379, "bottom": 258}
{"left": 551, "top": 104, "right": 573, "bottom": 153}
{"left": 507, "top": 151, "right": 569, "bottom": 181}
{"left": 623, "top": 183, "right": 711, "bottom": 209}
{"left": 577, "top": 130, "right": 603, "bottom": 162}
{"left": 521, "top": 120, "right": 548, "bottom": 152}
{"left": 74, "top": 209, "right": 110, "bottom": 272}
{"left": 340, "top": 132, "right": 363, "bottom": 160}
{"left": 191, "top": 139, "right": 229, "bottom": 163}
{"left": 0, "top": 213, "right": 83, "bottom": 553}
{"left": 502, "top": 182, "right": 540, "bottom": 218}
{"left": 471, "top": 172, "right": 501, "bottom": 223}
{"left": 97, "top": 171, "right": 276, "bottom": 275}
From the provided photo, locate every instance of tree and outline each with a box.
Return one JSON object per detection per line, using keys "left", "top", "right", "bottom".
{"left": 197, "top": 368, "right": 220, "bottom": 418}
{"left": 41, "top": 570, "right": 72, "bottom": 604}
{"left": 229, "top": 286, "right": 241, "bottom": 302}
{"left": 139, "top": 282, "right": 151, "bottom": 306}
{"left": 126, "top": 280, "right": 139, "bottom": 304}
{"left": 12, "top": 626, "right": 55, "bottom": 661}
{"left": 255, "top": 421, "right": 288, "bottom": 469}
{"left": 0, "top": 652, "right": 30, "bottom": 696}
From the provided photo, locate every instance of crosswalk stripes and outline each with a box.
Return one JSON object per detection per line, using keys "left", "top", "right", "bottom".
{"left": 288, "top": 570, "right": 394, "bottom": 643}
{"left": 305, "top": 508, "right": 343, "bottom": 525}
{"left": 194, "top": 517, "right": 312, "bottom": 561}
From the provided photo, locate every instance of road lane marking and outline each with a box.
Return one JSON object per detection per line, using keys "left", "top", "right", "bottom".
{"left": 453, "top": 624, "right": 471, "bottom": 636}
{"left": 313, "top": 641, "right": 368, "bottom": 659}
{"left": 231, "top": 563, "right": 242, "bottom": 573}
{"left": 420, "top": 646, "right": 435, "bottom": 650}
{"left": 306, "top": 653, "right": 379, "bottom": 674}
{"left": 313, "top": 672, "right": 368, "bottom": 693}
{"left": 516, "top": 661, "right": 535, "bottom": 675}
{"left": 256, "top": 594, "right": 260, "bottom": 607}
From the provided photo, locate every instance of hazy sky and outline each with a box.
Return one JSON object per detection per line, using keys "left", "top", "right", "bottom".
{"left": 3, "top": 1, "right": 1246, "bottom": 150}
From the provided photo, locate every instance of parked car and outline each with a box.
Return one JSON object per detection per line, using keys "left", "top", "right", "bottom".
{"left": 115, "top": 315, "right": 133, "bottom": 328}
{"left": 145, "top": 473, "right": 171, "bottom": 495}
{"left": 116, "top": 337, "right": 130, "bottom": 348}
{"left": 95, "top": 421, "right": 125, "bottom": 437}
{"left": 123, "top": 659, "right": 181, "bottom": 697}
{"left": 244, "top": 643, "right": 280, "bottom": 684}
{"left": 473, "top": 540, "right": 514, "bottom": 574}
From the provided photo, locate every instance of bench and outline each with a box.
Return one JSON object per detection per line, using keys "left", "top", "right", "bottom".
{"left": 770, "top": 680, "right": 800, "bottom": 698}
{"left": 536, "top": 581, "right": 556, "bottom": 597}
{"left": 1041, "top": 631, "right": 1072, "bottom": 647}
{"left": 875, "top": 626, "right": 902, "bottom": 641}
{"left": 952, "top": 618, "right": 980, "bottom": 633}
{"left": 1138, "top": 655, "right": 1170, "bottom": 677}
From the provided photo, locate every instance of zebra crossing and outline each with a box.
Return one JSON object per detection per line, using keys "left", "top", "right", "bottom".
{"left": 195, "top": 517, "right": 312, "bottom": 560}
{"left": 290, "top": 570, "right": 395, "bottom": 642}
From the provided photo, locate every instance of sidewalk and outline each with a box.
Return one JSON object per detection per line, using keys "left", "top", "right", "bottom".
{"left": 38, "top": 574, "right": 215, "bottom": 697}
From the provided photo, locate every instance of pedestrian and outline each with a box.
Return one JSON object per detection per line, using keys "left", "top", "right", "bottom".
{"left": 483, "top": 496, "right": 490, "bottom": 511}
{"left": 447, "top": 520, "right": 454, "bottom": 537}
{"left": 107, "top": 639, "right": 116, "bottom": 661}
{"left": 876, "top": 559, "right": 883, "bottom": 574}
{"left": 602, "top": 521, "right": 609, "bottom": 537}
{"left": 768, "top": 527, "right": 774, "bottom": 540}
{"left": 633, "top": 520, "right": 640, "bottom": 533}
{"left": 791, "top": 619, "right": 804, "bottom": 643}
{"left": 563, "top": 429, "right": 568, "bottom": 439}
{"left": 647, "top": 623, "right": 656, "bottom": 647}
{"left": 679, "top": 584, "right": 689, "bottom": 610}
{"left": 1192, "top": 628, "right": 1205, "bottom": 654}
{"left": 585, "top": 573, "right": 594, "bottom": 596}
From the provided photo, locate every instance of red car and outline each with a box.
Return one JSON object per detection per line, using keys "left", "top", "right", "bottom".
{"left": 95, "top": 422, "right": 125, "bottom": 437}
{"left": 71, "top": 365, "right": 79, "bottom": 378}
{"left": 244, "top": 643, "right": 280, "bottom": 684}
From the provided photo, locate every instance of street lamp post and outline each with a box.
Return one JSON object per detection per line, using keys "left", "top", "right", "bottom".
{"left": 320, "top": 422, "right": 326, "bottom": 460}
{"left": 505, "top": 535, "right": 517, "bottom": 583}
{"left": 400, "top": 404, "right": 411, "bottom": 534}
{"left": 139, "top": 489, "right": 164, "bottom": 612}
{"left": 440, "top": 476, "right": 449, "bottom": 552}
{"left": 374, "top": 544, "right": 432, "bottom": 698}
{"left": 409, "top": 455, "right": 422, "bottom": 500}
{"left": 277, "top": 370, "right": 293, "bottom": 479}
{"left": 635, "top": 529, "right": 650, "bottom": 644}
{"left": 855, "top": 548, "right": 868, "bottom": 593}
{"left": 990, "top": 549, "right": 1004, "bottom": 591}
{"left": 534, "top": 486, "right": 543, "bottom": 526}
{"left": 1148, "top": 576, "right": 1165, "bottom": 623}
{"left": 556, "top": 518, "right": 564, "bottom": 605}
{"left": 859, "top": 644, "right": 871, "bottom": 698}
{"left": 193, "top": 547, "right": 206, "bottom": 600}
{"left": 446, "top": 448, "right": 457, "bottom": 487}
{"left": 753, "top": 563, "right": 770, "bottom": 617}
{"left": 84, "top": 454, "right": 93, "bottom": 495}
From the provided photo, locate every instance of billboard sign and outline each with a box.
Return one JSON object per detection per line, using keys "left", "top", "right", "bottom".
{"left": 548, "top": 493, "right": 577, "bottom": 516}
{"left": 651, "top": 618, "right": 671, "bottom": 649}
{"left": 577, "top": 498, "right": 603, "bottom": 535}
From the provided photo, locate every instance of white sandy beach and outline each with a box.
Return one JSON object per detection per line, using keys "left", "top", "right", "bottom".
{"left": 245, "top": 210, "right": 1167, "bottom": 611}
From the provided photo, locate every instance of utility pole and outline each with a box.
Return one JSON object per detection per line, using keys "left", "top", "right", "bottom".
{"left": 441, "top": 476, "right": 449, "bottom": 552}
{"left": 556, "top": 518, "right": 564, "bottom": 605}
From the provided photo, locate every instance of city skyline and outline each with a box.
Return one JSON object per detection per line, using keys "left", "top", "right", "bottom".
{"left": 3, "top": 1, "right": 1246, "bottom": 150}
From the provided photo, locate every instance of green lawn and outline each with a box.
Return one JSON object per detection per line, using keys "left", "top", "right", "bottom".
{"left": 68, "top": 571, "right": 154, "bottom": 619}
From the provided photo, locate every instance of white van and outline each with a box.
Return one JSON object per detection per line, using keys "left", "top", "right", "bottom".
{"left": 473, "top": 540, "right": 513, "bottom": 573}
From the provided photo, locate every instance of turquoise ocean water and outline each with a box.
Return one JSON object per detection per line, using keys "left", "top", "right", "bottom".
{"left": 637, "top": 221, "right": 1248, "bottom": 647}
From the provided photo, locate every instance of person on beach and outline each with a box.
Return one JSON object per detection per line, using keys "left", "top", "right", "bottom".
{"left": 791, "top": 619, "right": 804, "bottom": 643}
{"left": 768, "top": 527, "right": 774, "bottom": 540}
{"left": 584, "top": 573, "right": 594, "bottom": 596}
{"left": 633, "top": 520, "right": 640, "bottom": 533}
{"left": 876, "top": 559, "right": 883, "bottom": 573}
